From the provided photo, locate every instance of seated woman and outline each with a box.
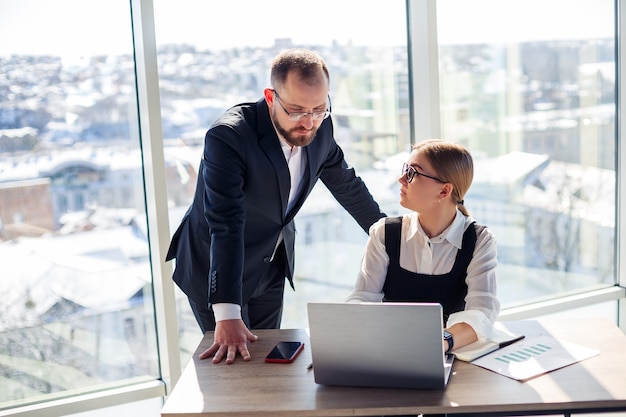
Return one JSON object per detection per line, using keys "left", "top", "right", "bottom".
{"left": 346, "top": 139, "right": 500, "bottom": 353}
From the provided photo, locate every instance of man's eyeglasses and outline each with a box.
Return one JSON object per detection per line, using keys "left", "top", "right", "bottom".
{"left": 273, "top": 90, "right": 331, "bottom": 122}
{"left": 402, "top": 163, "right": 446, "bottom": 184}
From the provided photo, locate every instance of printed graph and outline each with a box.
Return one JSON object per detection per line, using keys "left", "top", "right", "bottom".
{"left": 473, "top": 334, "right": 599, "bottom": 380}
{"left": 494, "top": 343, "right": 552, "bottom": 363}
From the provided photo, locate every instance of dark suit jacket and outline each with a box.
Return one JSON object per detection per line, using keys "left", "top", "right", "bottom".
{"left": 166, "top": 98, "right": 384, "bottom": 308}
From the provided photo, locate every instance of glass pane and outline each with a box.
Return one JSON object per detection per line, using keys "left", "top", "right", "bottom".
{"left": 436, "top": 0, "right": 616, "bottom": 307}
{"left": 0, "top": 0, "right": 159, "bottom": 407}
{"left": 153, "top": 0, "right": 408, "bottom": 353}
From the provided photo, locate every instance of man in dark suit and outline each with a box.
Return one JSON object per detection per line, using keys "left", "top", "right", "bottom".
{"left": 166, "top": 49, "right": 385, "bottom": 364}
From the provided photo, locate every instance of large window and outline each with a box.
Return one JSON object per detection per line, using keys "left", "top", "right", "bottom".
{"left": 152, "top": 0, "right": 410, "bottom": 345}
{"left": 436, "top": 0, "right": 617, "bottom": 308}
{"left": 0, "top": 0, "right": 160, "bottom": 409}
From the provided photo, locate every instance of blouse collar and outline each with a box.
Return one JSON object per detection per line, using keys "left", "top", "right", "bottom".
{"left": 408, "top": 210, "right": 466, "bottom": 249}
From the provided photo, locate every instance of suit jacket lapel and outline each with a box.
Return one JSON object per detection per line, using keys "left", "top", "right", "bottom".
{"left": 257, "top": 99, "right": 290, "bottom": 217}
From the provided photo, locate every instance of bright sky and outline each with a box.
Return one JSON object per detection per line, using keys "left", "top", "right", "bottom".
{"left": 436, "top": 0, "right": 614, "bottom": 44}
{"left": 0, "top": 0, "right": 614, "bottom": 57}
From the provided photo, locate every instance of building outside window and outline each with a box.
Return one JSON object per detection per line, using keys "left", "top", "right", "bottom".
{"left": 152, "top": 0, "right": 410, "bottom": 344}
{"left": 0, "top": 0, "right": 160, "bottom": 410}
{"left": 436, "top": 0, "right": 617, "bottom": 310}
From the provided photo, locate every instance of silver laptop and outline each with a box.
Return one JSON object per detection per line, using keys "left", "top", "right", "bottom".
{"left": 307, "top": 302, "right": 454, "bottom": 390}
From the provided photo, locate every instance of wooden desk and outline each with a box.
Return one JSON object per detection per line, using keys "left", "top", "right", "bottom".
{"left": 161, "top": 319, "right": 626, "bottom": 416}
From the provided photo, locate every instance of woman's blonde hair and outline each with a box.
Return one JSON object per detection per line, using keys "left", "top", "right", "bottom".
{"left": 413, "top": 139, "right": 474, "bottom": 217}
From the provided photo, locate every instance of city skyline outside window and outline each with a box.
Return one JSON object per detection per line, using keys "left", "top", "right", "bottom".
{"left": 154, "top": 0, "right": 618, "bottom": 335}
{"left": 152, "top": 0, "right": 411, "bottom": 351}
{"left": 0, "top": 0, "right": 160, "bottom": 408}
{"left": 436, "top": 0, "right": 616, "bottom": 308}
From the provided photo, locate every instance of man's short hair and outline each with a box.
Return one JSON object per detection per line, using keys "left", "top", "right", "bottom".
{"left": 270, "top": 49, "right": 330, "bottom": 90}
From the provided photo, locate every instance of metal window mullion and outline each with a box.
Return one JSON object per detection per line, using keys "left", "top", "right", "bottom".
{"left": 618, "top": 0, "right": 626, "bottom": 329}
{"left": 406, "top": 0, "right": 441, "bottom": 144}
{"left": 130, "top": 0, "right": 181, "bottom": 392}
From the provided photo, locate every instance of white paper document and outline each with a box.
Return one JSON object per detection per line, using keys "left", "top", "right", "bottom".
{"left": 452, "top": 327, "right": 524, "bottom": 362}
{"left": 471, "top": 334, "right": 599, "bottom": 381}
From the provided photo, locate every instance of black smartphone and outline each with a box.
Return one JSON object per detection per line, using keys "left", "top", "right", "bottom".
{"left": 264, "top": 341, "right": 304, "bottom": 363}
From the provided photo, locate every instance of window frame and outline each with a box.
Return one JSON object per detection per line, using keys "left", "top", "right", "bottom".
{"left": 130, "top": 0, "right": 181, "bottom": 393}
{"left": 617, "top": 0, "right": 626, "bottom": 326}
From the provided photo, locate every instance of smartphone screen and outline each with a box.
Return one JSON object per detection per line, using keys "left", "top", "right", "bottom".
{"left": 264, "top": 341, "right": 304, "bottom": 363}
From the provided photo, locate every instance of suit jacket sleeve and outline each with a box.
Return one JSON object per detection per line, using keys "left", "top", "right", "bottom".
{"left": 200, "top": 120, "right": 247, "bottom": 305}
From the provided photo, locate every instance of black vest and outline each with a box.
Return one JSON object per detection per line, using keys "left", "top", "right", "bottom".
{"left": 382, "top": 216, "right": 484, "bottom": 324}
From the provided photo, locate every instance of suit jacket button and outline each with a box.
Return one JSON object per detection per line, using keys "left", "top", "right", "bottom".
{"left": 209, "top": 270, "right": 217, "bottom": 292}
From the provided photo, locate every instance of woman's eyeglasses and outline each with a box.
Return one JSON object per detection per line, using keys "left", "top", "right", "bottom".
{"left": 273, "top": 90, "right": 331, "bottom": 121}
{"left": 402, "top": 163, "right": 445, "bottom": 184}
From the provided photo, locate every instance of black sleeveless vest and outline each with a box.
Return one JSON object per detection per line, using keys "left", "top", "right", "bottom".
{"left": 382, "top": 216, "right": 484, "bottom": 324}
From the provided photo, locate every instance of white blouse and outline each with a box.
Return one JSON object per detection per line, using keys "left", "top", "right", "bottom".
{"left": 346, "top": 210, "right": 500, "bottom": 340}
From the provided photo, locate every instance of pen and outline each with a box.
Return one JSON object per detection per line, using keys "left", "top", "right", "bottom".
{"left": 498, "top": 335, "right": 525, "bottom": 349}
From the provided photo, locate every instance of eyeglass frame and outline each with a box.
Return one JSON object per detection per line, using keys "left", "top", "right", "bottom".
{"left": 402, "top": 162, "right": 446, "bottom": 184}
{"left": 272, "top": 89, "right": 331, "bottom": 121}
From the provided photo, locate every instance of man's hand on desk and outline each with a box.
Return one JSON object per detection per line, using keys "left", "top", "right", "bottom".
{"left": 198, "top": 319, "right": 258, "bottom": 364}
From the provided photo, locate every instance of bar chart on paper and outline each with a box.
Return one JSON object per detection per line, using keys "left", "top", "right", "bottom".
{"left": 472, "top": 334, "right": 599, "bottom": 380}
{"left": 494, "top": 341, "right": 553, "bottom": 364}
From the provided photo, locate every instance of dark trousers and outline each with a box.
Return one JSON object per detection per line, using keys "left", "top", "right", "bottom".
{"left": 188, "top": 254, "right": 287, "bottom": 333}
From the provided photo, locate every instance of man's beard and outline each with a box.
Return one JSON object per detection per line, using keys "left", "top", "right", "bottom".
{"left": 271, "top": 109, "right": 319, "bottom": 147}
